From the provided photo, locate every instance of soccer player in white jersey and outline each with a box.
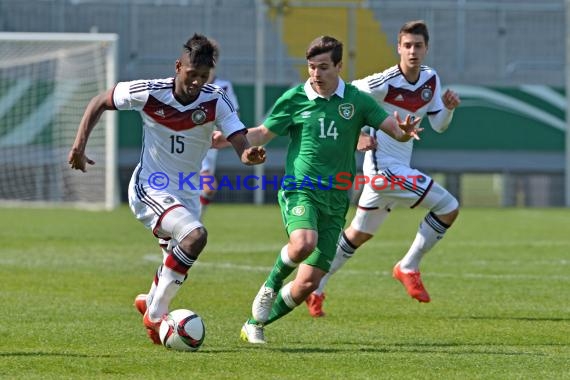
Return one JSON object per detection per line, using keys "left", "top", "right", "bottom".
{"left": 306, "top": 20, "right": 461, "bottom": 317}
{"left": 199, "top": 40, "right": 240, "bottom": 218}
{"left": 68, "top": 34, "right": 266, "bottom": 344}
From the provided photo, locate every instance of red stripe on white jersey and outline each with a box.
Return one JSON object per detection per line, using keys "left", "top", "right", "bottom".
{"left": 384, "top": 75, "right": 437, "bottom": 113}
{"left": 143, "top": 96, "right": 218, "bottom": 132}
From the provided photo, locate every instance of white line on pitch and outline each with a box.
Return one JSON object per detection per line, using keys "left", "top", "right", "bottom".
{"left": 142, "top": 254, "right": 570, "bottom": 281}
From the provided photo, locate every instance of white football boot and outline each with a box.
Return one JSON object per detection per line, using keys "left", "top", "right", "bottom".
{"left": 240, "top": 321, "right": 266, "bottom": 344}
{"left": 251, "top": 283, "right": 277, "bottom": 323}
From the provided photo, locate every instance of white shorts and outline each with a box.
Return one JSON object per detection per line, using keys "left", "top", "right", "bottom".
{"left": 357, "top": 165, "right": 453, "bottom": 212}
{"left": 128, "top": 178, "right": 202, "bottom": 239}
{"left": 200, "top": 148, "right": 218, "bottom": 175}
{"left": 351, "top": 165, "right": 458, "bottom": 235}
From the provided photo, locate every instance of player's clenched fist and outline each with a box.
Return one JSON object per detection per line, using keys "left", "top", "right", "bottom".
{"left": 442, "top": 89, "right": 461, "bottom": 110}
{"left": 242, "top": 146, "right": 266, "bottom": 165}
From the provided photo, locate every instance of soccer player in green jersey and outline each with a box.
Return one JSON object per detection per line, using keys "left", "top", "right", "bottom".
{"left": 238, "top": 36, "right": 422, "bottom": 344}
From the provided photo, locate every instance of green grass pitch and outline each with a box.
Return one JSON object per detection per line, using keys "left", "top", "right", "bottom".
{"left": 1, "top": 205, "right": 569, "bottom": 379}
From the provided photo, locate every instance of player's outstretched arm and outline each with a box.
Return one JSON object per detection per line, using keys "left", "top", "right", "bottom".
{"left": 429, "top": 89, "right": 461, "bottom": 133}
{"left": 227, "top": 131, "right": 267, "bottom": 166}
{"left": 377, "top": 112, "right": 423, "bottom": 142}
{"left": 212, "top": 125, "right": 276, "bottom": 149}
{"left": 245, "top": 125, "right": 276, "bottom": 146}
{"left": 68, "top": 89, "right": 115, "bottom": 172}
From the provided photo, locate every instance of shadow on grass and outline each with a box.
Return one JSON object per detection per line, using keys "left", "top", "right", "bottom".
{"left": 270, "top": 342, "right": 551, "bottom": 356}
{"left": 0, "top": 351, "right": 115, "bottom": 358}
{"left": 448, "top": 316, "right": 570, "bottom": 322}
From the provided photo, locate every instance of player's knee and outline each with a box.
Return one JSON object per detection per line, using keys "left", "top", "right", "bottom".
{"left": 350, "top": 208, "right": 389, "bottom": 235}
{"left": 296, "top": 277, "right": 320, "bottom": 296}
{"left": 431, "top": 193, "right": 459, "bottom": 225}
{"left": 344, "top": 227, "right": 373, "bottom": 247}
{"left": 294, "top": 241, "right": 316, "bottom": 256}
{"left": 439, "top": 207, "right": 459, "bottom": 226}
{"left": 449, "top": 207, "right": 459, "bottom": 218}
{"left": 289, "top": 231, "right": 317, "bottom": 256}
{"left": 178, "top": 227, "right": 208, "bottom": 257}
{"left": 160, "top": 207, "right": 203, "bottom": 243}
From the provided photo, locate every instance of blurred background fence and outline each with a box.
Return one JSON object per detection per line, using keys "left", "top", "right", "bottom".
{"left": 0, "top": 0, "right": 566, "bottom": 207}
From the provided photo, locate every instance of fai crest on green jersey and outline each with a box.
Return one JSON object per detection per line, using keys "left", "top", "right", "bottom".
{"left": 338, "top": 103, "right": 354, "bottom": 120}
{"left": 291, "top": 205, "right": 305, "bottom": 216}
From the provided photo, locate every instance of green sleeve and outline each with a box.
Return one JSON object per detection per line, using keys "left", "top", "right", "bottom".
{"left": 263, "top": 93, "right": 293, "bottom": 136}
{"left": 361, "top": 91, "right": 389, "bottom": 130}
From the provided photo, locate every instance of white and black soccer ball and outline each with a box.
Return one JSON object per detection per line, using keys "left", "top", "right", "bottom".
{"left": 159, "top": 309, "right": 205, "bottom": 351}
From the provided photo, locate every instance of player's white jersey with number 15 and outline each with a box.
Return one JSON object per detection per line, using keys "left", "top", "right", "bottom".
{"left": 113, "top": 77, "right": 244, "bottom": 196}
{"left": 352, "top": 65, "right": 444, "bottom": 172}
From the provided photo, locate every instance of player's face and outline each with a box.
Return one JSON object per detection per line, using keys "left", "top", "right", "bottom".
{"left": 307, "top": 52, "right": 341, "bottom": 98}
{"left": 398, "top": 33, "right": 427, "bottom": 71}
{"left": 175, "top": 57, "right": 211, "bottom": 104}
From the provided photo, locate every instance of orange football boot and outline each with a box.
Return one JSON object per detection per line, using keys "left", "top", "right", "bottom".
{"left": 143, "top": 310, "right": 163, "bottom": 345}
{"left": 305, "top": 292, "right": 326, "bottom": 317}
{"left": 134, "top": 293, "right": 147, "bottom": 315}
{"left": 392, "top": 261, "right": 431, "bottom": 303}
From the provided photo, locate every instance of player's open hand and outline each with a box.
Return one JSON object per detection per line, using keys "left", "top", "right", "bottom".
{"left": 68, "top": 148, "right": 95, "bottom": 172}
{"left": 442, "top": 89, "right": 461, "bottom": 110}
{"left": 242, "top": 146, "right": 266, "bottom": 165}
{"left": 357, "top": 131, "right": 377, "bottom": 152}
{"left": 394, "top": 111, "right": 423, "bottom": 140}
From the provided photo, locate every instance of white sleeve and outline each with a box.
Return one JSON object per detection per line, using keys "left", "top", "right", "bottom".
{"left": 224, "top": 82, "right": 240, "bottom": 111}
{"left": 427, "top": 74, "right": 445, "bottom": 113}
{"left": 352, "top": 77, "right": 371, "bottom": 93}
{"left": 215, "top": 95, "right": 246, "bottom": 137}
{"left": 352, "top": 73, "right": 388, "bottom": 103}
{"left": 428, "top": 107, "right": 454, "bottom": 133}
{"left": 427, "top": 74, "right": 453, "bottom": 133}
{"left": 113, "top": 80, "right": 149, "bottom": 111}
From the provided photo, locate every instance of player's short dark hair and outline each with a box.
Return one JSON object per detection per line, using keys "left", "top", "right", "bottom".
{"left": 399, "top": 20, "right": 429, "bottom": 46}
{"left": 182, "top": 33, "right": 216, "bottom": 68}
{"left": 209, "top": 38, "right": 220, "bottom": 63}
{"left": 305, "top": 36, "right": 343, "bottom": 65}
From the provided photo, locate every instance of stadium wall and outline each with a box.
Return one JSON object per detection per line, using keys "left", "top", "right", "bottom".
{"left": 0, "top": 0, "right": 565, "bottom": 206}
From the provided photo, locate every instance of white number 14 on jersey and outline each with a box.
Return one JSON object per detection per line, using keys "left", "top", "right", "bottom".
{"left": 318, "top": 118, "right": 338, "bottom": 140}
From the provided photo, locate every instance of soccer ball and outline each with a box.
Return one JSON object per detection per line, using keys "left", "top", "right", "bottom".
{"left": 159, "top": 309, "right": 205, "bottom": 351}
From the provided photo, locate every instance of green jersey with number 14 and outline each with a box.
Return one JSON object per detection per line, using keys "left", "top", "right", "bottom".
{"left": 265, "top": 79, "right": 389, "bottom": 189}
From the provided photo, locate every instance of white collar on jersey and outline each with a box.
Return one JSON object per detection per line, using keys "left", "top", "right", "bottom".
{"left": 304, "top": 78, "right": 345, "bottom": 100}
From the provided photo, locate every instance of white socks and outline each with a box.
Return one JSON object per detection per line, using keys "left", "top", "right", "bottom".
{"left": 148, "top": 265, "right": 186, "bottom": 321}
{"left": 148, "top": 245, "right": 194, "bottom": 321}
{"left": 280, "top": 282, "right": 298, "bottom": 309}
{"left": 400, "top": 212, "right": 448, "bottom": 272}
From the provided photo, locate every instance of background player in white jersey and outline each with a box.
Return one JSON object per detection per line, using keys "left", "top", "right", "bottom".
{"left": 306, "top": 20, "right": 461, "bottom": 317}
{"left": 68, "top": 34, "right": 266, "bottom": 344}
{"left": 199, "top": 40, "right": 240, "bottom": 218}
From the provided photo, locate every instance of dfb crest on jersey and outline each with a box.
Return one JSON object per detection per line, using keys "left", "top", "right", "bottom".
{"left": 191, "top": 109, "right": 207, "bottom": 125}
{"left": 421, "top": 87, "right": 433, "bottom": 102}
{"left": 338, "top": 103, "right": 355, "bottom": 120}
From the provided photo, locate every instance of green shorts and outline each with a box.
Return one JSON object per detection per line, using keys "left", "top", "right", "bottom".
{"left": 278, "top": 188, "right": 349, "bottom": 272}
